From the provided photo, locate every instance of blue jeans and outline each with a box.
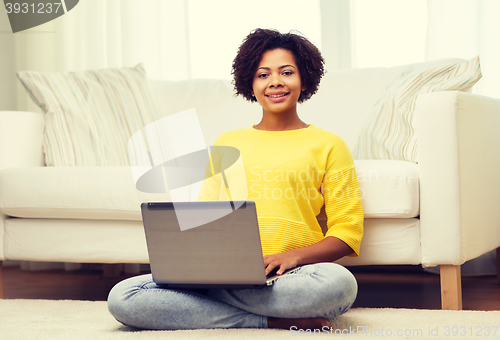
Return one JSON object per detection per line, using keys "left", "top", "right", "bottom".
{"left": 107, "top": 262, "right": 357, "bottom": 330}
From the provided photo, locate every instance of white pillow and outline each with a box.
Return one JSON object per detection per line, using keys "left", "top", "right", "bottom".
{"left": 17, "top": 64, "right": 160, "bottom": 166}
{"left": 353, "top": 56, "right": 482, "bottom": 163}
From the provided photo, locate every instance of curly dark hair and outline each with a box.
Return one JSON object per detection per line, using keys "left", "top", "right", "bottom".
{"left": 232, "top": 28, "right": 325, "bottom": 103}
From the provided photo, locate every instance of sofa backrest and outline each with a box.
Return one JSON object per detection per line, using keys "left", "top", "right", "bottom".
{"left": 149, "top": 70, "right": 401, "bottom": 150}
{"left": 149, "top": 58, "right": 465, "bottom": 150}
{"left": 0, "top": 111, "right": 45, "bottom": 170}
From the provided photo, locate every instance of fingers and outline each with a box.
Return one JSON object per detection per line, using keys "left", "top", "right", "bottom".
{"left": 264, "top": 256, "right": 280, "bottom": 276}
{"left": 263, "top": 255, "right": 271, "bottom": 266}
{"left": 276, "top": 264, "right": 287, "bottom": 275}
{"left": 263, "top": 253, "right": 298, "bottom": 276}
{"left": 265, "top": 262, "right": 279, "bottom": 276}
{"left": 264, "top": 260, "right": 289, "bottom": 276}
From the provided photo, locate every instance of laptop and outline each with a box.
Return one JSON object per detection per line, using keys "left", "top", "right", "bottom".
{"left": 141, "top": 200, "right": 287, "bottom": 289}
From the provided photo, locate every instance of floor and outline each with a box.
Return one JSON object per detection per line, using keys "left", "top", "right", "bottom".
{"left": 2, "top": 264, "right": 499, "bottom": 310}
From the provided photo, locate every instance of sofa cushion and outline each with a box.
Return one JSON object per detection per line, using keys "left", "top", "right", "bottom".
{"left": 354, "top": 56, "right": 482, "bottom": 163}
{"left": 3, "top": 217, "right": 420, "bottom": 265}
{"left": 16, "top": 64, "right": 160, "bottom": 167}
{"left": 336, "top": 218, "right": 421, "bottom": 266}
{"left": 354, "top": 160, "right": 419, "bottom": 218}
{"left": 0, "top": 167, "right": 171, "bottom": 221}
{"left": 0, "top": 160, "right": 418, "bottom": 220}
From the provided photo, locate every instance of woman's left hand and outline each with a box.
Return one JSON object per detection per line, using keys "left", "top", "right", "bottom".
{"left": 263, "top": 250, "right": 301, "bottom": 276}
{"left": 262, "top": 236, "right": 355, "bottom": 276}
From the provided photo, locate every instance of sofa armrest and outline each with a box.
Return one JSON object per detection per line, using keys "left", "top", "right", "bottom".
{"left": 0, "top": 110, "right": 44, "bottom": 260}
{"left": 416, "top": 91, "right": 500, "bottom": 267}
{"left": 0, "top": 111, "right": 45, "bottom": 171}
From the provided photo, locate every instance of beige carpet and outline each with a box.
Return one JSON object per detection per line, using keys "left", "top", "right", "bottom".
{"left": 1, "top": 299, "right": 500, "bottom": 340}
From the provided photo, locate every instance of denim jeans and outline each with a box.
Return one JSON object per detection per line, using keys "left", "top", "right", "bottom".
{"left": 107, "top": 262, "right": 357, "bottom": 330}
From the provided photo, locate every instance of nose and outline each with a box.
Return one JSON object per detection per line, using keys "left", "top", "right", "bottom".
{"left": 269, "top": 73, "right": 283, "bottom": 87}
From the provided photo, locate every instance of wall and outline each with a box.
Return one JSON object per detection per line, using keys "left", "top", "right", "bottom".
{"left": 0, "top": 11, "right": 17, "bottom": 111}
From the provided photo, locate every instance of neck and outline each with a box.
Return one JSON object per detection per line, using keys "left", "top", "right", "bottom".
{"left": 254, "top": 111, "right": 308, "bottom": 131}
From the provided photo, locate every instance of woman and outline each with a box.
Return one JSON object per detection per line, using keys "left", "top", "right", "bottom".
{"left": 108, "top": 28, "right": 363, "bottom": 331}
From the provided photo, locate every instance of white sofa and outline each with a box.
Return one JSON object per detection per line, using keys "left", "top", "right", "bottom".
{"left": 1, "top": 60, "right": 500, "bottom": 310}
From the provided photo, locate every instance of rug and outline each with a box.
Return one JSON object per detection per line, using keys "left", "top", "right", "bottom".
{"left": 1, "top": 299, "right": 499, "bottom": 340}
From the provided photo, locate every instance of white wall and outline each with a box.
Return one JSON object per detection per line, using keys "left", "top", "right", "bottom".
{"left": 0, "top": 10, "right": 17, "bottom": 111}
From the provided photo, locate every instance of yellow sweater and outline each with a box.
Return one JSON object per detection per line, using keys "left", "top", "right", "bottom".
{"left": 199, "top": 124, "right": 364, "bottom": 256}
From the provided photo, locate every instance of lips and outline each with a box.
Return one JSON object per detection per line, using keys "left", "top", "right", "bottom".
{"left": 265, "top": 92, "right": 290, "bottom": 102}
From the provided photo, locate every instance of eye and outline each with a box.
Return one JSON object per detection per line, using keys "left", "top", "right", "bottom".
{"left": 257, "top": 73, "right": 268, "bottom": 78}
{"left": 282, "top": 70, "right": 294, "bottom": 76}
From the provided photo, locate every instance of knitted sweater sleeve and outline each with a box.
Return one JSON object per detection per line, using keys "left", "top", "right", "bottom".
{"left": 322, "top": 138, "right": 364, "bottom": 256}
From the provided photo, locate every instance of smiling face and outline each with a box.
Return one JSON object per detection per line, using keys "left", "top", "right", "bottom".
{"left": 252, "top": 48, "right": 305, "bottom": 118}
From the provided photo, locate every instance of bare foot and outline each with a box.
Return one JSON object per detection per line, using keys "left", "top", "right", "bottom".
{"left": 268, "top": 317, "right": 332, "bottom": 330}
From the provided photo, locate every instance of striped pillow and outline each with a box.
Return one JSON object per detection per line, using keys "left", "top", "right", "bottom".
{"left": 17, "top": 64, "right": 160, "bottom": 166}
{"left": 353, "top": 56, "right": 482, "bottom": 163}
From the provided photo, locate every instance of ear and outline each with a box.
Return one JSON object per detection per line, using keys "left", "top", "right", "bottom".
{"left": 301, "top": 86, "right": 306, "bottom": 92}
